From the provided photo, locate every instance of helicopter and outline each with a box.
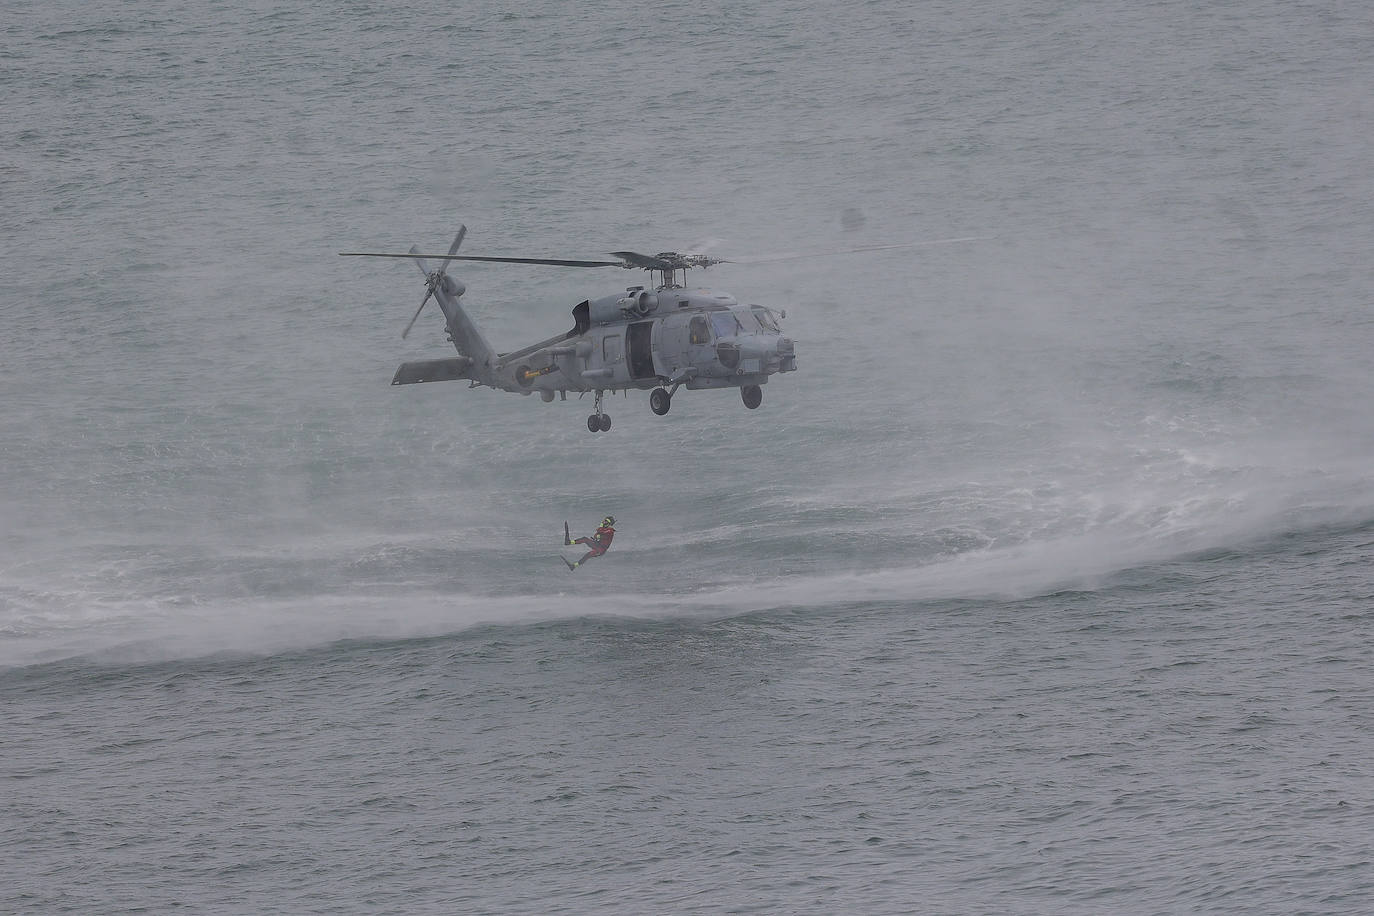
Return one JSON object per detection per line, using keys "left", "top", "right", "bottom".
{"left": 341, "top": 226, "right": 983, "bottom": 433}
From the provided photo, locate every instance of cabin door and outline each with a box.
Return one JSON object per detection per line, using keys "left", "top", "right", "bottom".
{"left": 626, "top": 320, "right": 656, "bottom": 381}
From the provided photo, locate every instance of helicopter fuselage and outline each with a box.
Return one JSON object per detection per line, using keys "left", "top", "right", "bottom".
{"left": 494, "top": 288, "right": 796, "bottom": 398}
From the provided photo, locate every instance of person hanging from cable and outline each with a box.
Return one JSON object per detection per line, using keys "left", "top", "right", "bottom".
{"left": 561, "top": 516, "right": 616, "bottom": 571}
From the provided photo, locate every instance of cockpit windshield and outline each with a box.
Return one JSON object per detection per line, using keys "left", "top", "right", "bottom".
{"left": 711, "top": 312, "right": 743, "bottom": 338}
{"left": 749, "top": 306, "right": 780, "bottom": 332}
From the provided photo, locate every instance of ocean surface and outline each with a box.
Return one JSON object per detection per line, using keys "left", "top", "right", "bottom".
{"left": 4, "top": 0, "right": 1373, "bottom": 912}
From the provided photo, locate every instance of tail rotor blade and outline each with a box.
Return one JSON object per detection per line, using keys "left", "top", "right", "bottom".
{"left": 447, "top": 225, "right": 467, "bottom": 260}
{"left": 408, "top": 244, "right": 430, "bottom": 278}
{"left": 432, "top": 225, "right": 466, "bottom": 280}
{"left": 402, "top": 287, "right": 433, "bottom": 339}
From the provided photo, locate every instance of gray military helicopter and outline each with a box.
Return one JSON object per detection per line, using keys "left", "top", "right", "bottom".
{"left": 342, "top": 226, "right": 981, "bottom": 432}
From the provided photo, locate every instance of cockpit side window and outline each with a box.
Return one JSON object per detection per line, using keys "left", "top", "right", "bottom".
{"left": 689, "top": 315, "right": 711, "bottom": 345}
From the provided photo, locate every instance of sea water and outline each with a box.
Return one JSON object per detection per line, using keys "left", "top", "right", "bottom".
{"left": 3, "top": 1, "right": 1372, "bottom": 911}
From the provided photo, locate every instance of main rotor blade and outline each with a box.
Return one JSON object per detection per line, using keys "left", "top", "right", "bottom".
{"left": 728, "top": 236, "right": 993, "bottom": 264}
{"left": 608, "top": 251, "right": 674, "bottom": 270}
{"left": 451, "top": 254, "right": 626, "bottom": 267}
{"left": 339, "top": 251, "right": 624, "bottom": 268}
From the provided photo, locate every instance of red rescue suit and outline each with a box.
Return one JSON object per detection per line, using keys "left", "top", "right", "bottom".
{"left": 573, "top": 525, "right": 615, "bottom": 560}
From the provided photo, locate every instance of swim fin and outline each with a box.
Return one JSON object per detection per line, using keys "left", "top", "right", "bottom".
{"left": 564, "top": 521, "right": 571, "bottom": 546}
{"left": 561, "top": 555, "right": 578, "bottom": 571}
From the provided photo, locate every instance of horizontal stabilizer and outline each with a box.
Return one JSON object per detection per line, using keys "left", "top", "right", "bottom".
{"left": 392, "top": 357, "right": 474, "bottom": 385}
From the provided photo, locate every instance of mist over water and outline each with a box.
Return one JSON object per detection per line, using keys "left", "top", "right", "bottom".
{"left": 4, "top": 1, "right": 1374, "bottom": 911}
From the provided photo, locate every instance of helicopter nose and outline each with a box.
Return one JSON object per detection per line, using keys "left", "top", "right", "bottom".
{"left": 775, "top": 337, "right": 796, "bottom": 372}
{"left": 734, "top": 335, "right": 796, "bottom": 373}
{"left": 740, "top": 335, "right": 793, "bottom": 359}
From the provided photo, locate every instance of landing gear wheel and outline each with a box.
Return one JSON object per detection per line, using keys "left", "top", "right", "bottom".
{"left": 741, "top": 384, "right": 763, "bottom": 409}
{"left": 650, "top": 388, "right": 672, "bottom": 416}
{"left": 586, "top": 390, "right": 611, "bottom": 432}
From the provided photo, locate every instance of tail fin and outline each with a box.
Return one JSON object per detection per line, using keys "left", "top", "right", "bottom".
{"left": 409, "top": 229, "right": 495, "bottom": 375}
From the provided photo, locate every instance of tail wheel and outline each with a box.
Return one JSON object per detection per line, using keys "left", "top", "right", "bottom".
{"left": 649, "top": 387, "right": 672, "bottom": 416}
